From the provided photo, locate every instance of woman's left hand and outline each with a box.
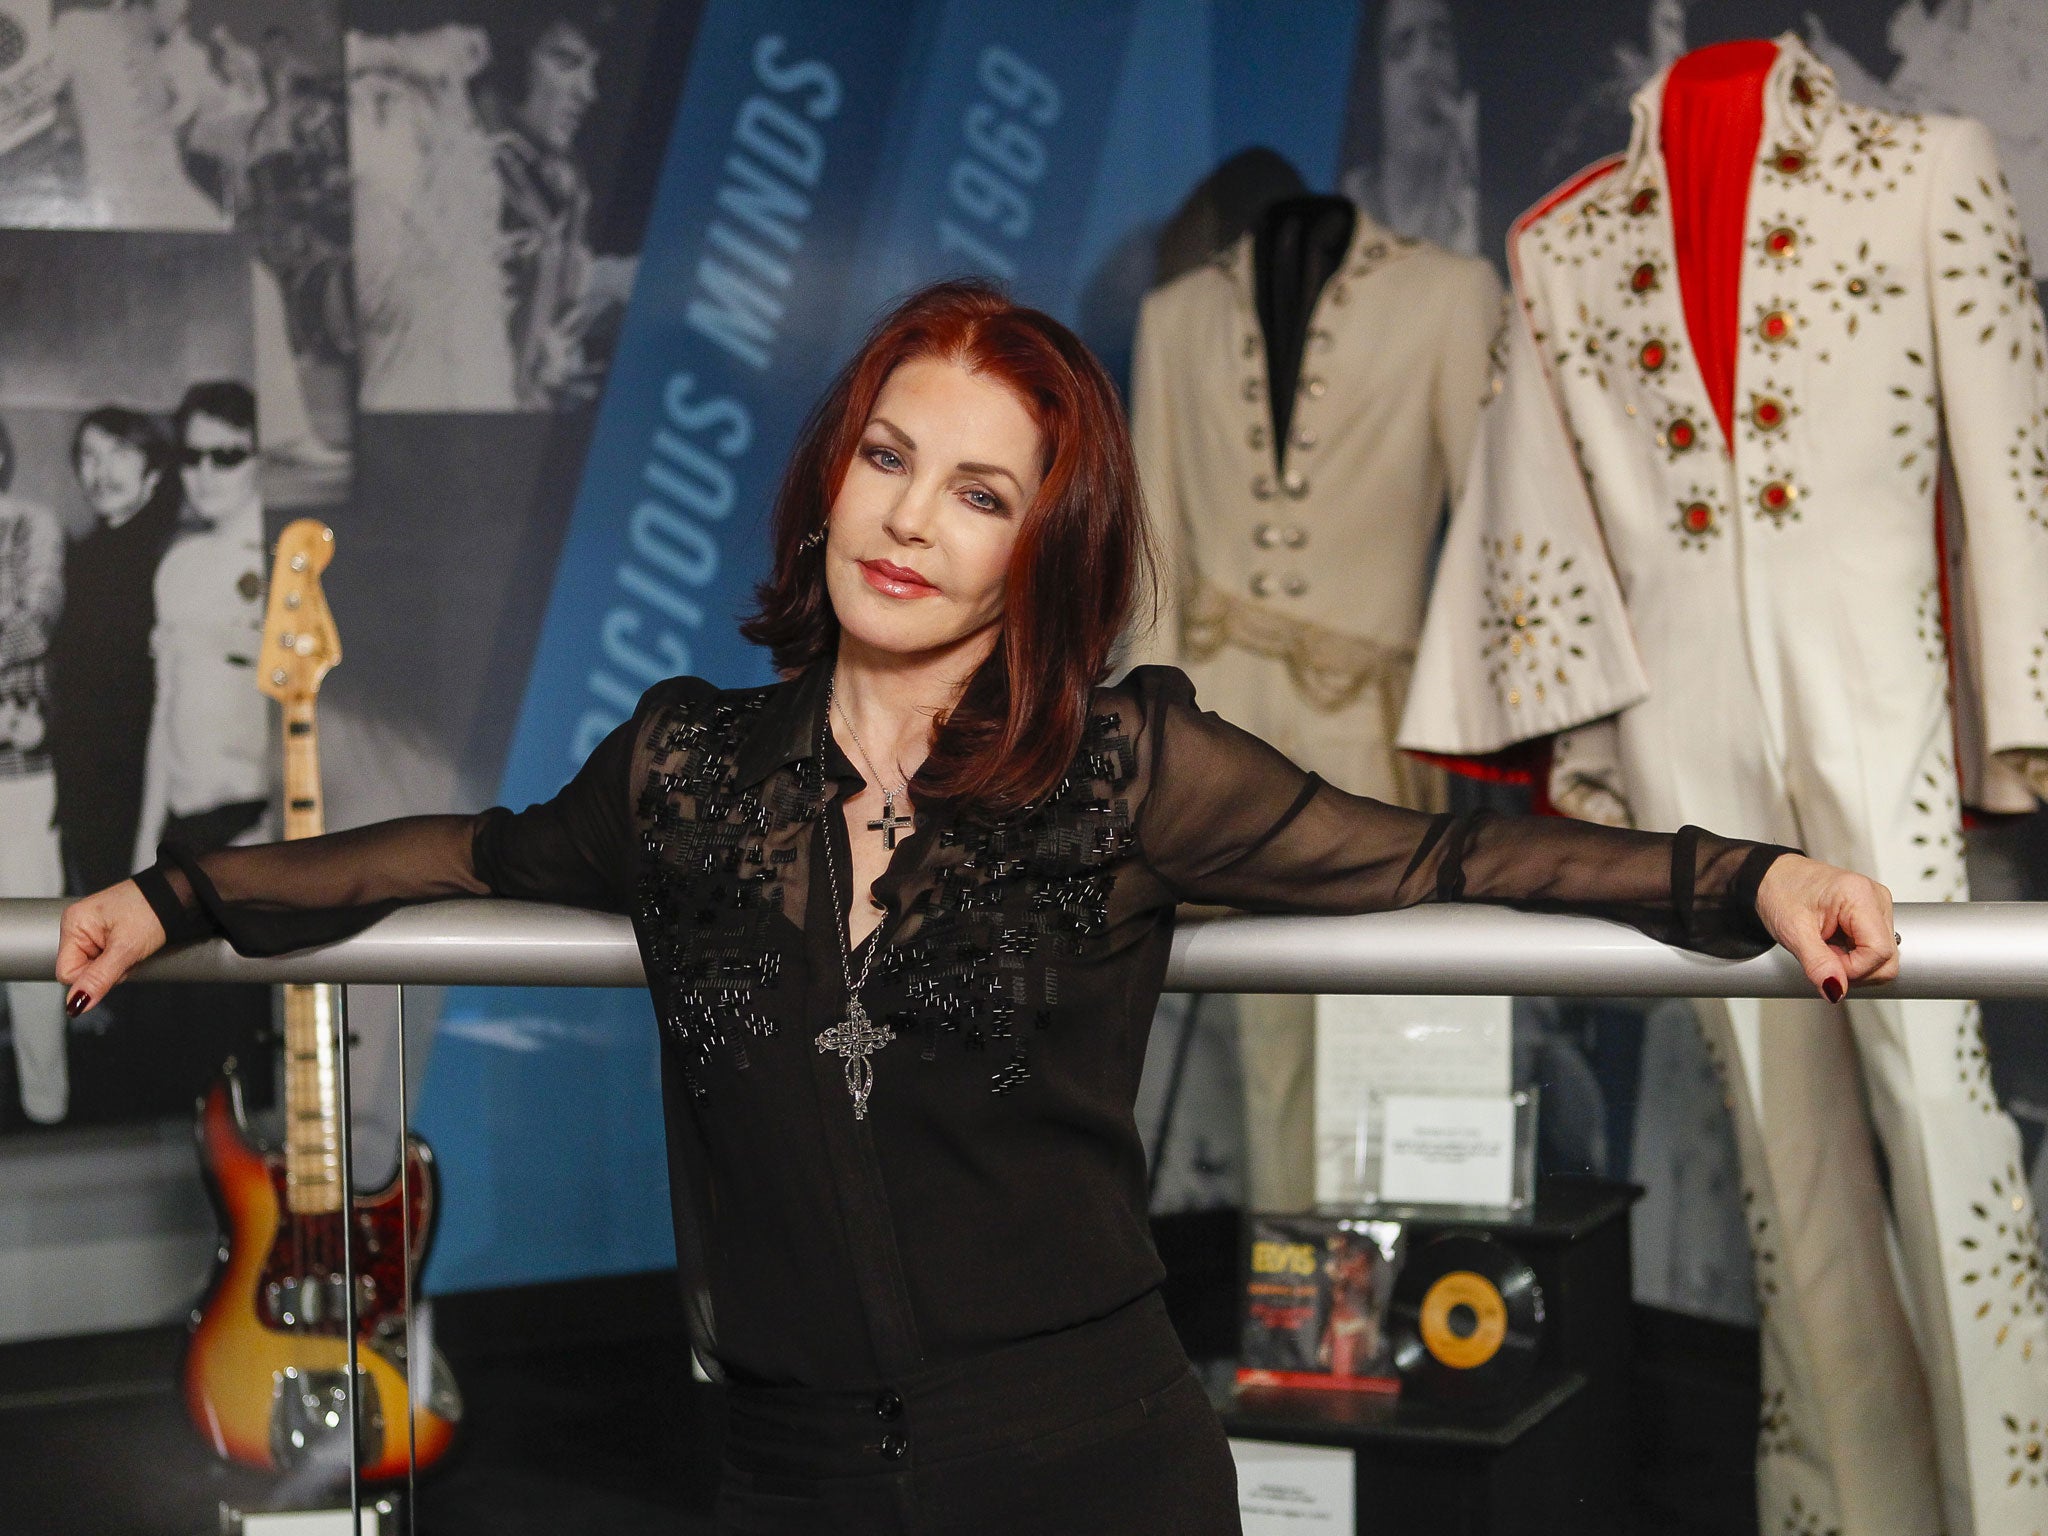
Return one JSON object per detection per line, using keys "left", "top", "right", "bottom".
{"left": 1753, "top": 853, "right": 1900, "bottom": 1003}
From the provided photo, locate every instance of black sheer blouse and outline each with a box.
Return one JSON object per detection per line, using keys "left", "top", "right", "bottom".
{"left": 136, "top": 661, "right": 1791, "bottom": 1391}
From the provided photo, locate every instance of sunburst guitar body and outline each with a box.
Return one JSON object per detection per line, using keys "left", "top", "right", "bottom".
{"left": 182, "top": 520, "right": 461, "bottom": 1480}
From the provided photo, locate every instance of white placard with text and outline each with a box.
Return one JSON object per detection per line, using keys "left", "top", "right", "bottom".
{"left": 1231, "top": 1438, "right": 1356, "bottom": 1533}
{"left": 1378, "top": 1093, "right": 1518, "bottom": 1207}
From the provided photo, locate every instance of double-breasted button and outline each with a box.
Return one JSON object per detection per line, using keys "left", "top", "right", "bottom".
{"left": 874, "top": 1391, "right": 903, "bottom": 1421}
{"left": 1247, "top": 424, "right": 1266, "bottom": 449}
{"left": 1292, "top": 426, "right": 1317, "bottom": 450}
{"left": 881, "top": 1432, "right": 908, "bottom": 1460}
{"left": 1241, "top": 334, "right": 1259, "bottom": 358}
{"left": 1282, "top": 574, "right": 1308, "bottom": 597}
{"left": 1303, "top": 376, "right": 1328, "bottom": 399}
{"left": 1307, "top": 327, "right": 1333, "bottom": 351}
{"left": 1764, "top": 225, "right": 1798, "bottom": 259}
{"left": 1242, "top": 378, "right": 1262, "bottom": 402}
{"left": 1758, "top": 309, "right": 1792, "bottom": 343}
{"left": 1667, "top": 417, "right": 1698, "bottom": 452}
{"left": 1281, "top": 526, "right": 1307, "bottom": 549}
{"left": 1750, "top": 395, "right": 1788, "bottom": 432}
{"left": 1328, "top": 281, "right": 1349, "bottom": 306}
{"left": 1281, "top": 472, "right": 1308, "bottom": 499}
{"left": 1254, "top": 523, "right": 1280, "bottom": 548}
{"left": 1249, "top": 571, "right": 1273, "bottom": 597}
{"left": 1251, "top": 475, "right": 1275, "bottom": 501}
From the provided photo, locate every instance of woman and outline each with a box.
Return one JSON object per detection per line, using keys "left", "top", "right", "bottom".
{"left": 56, "top": 281, "right": 1895, "bottom": 1533}
{"left": 48, "top": 406, "right": 180, "bottom": 898}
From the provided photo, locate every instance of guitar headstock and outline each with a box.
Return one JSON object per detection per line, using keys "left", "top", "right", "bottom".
{"left": 258, "top": 519, "right": 341, "bottom": 705}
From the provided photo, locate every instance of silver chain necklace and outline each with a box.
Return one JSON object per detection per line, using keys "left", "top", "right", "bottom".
{"left": 833, "top": 688, "right": 915, "bottom": 849}
{"left": 814, "top": 674, "right": 901, "bottom": 1119}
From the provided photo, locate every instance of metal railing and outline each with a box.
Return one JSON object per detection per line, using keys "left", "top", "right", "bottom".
{"left": 3, "top": 897, "right": 2047, "bottom": 996}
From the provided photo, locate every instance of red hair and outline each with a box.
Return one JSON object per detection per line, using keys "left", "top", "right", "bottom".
{"left": 741, "top": 279, "right": 1154, "bottom": 816}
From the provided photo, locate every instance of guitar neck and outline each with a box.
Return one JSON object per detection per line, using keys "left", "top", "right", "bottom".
{"left": 278, "top": 696, "right": 340, "bottom": 1216}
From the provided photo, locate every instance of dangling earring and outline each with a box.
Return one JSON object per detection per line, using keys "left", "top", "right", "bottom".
{"left": 798, "top": 526, "right": 826, "bottom": 553}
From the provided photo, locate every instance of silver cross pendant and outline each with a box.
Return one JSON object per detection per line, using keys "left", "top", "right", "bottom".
{"left": 815, "top": 999, "right": 894, "bottom": 1119}
{"left": 867, "top": 789, "right": 913, "bottom": 850}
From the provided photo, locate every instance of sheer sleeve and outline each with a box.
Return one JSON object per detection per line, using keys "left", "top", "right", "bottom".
{"left": 1129, "top": 667, "right": 1793, "bottom": 958}
{"left": 131, "top": 681, "right": 691, "bottom": 958}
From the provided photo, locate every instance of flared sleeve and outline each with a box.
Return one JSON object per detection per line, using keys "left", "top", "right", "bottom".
{"left": 1131, "top": 666, "right": 1792, "bottom": 958}
{"left": 130, "top": 684, "right": 681, "bottom": 957}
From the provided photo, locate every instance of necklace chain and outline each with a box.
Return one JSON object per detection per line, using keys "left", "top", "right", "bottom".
{"left": 832, "top": 687, "right": 914, "bottom": 849}
{"left": 816, "top": 674, "right": 895, "bottom": 1117}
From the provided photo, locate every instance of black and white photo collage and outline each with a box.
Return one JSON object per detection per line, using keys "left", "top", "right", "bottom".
{"left": 0, "top": 0, "right": 700, "bottom": 1130}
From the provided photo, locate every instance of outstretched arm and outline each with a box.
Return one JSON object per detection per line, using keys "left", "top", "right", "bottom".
{"left": 1131, "top": 667, "right": 1898, "bottom": 1002}
{"left": 56, "top": 689, "right": 669, "bottom": 1009}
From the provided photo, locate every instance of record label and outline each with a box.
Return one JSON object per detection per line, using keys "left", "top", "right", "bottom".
{"left": 1417, "top": 1270, "right": 1508, "bottom": 1370}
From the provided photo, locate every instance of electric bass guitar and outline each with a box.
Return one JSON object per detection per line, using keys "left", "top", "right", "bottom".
{"left": 183, "top": 519, "right": 461, "bottom": 1480}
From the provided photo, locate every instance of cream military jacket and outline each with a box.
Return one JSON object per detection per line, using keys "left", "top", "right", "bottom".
{"left": 1129, "top": 209, "right": 1500, "bottom": 805}
{"left": 1399, "top": 36, "right": 2048, "bottom": 885}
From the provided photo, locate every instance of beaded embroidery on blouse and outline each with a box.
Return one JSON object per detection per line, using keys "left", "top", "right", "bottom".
{"left": 633, "top": 681, "right": 1138, "bottom": 1100}
{"left": 874, "top": 708, "right": 1138, "bottom": 1093}
{"left": 636, "top": 687, "right": 811, "bottom": 1095}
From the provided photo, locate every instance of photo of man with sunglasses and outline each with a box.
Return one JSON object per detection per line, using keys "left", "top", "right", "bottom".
{"left": 132, "top": 380, "right": 271, "bottom": 871}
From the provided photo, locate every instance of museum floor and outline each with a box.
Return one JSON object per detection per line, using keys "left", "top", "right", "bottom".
{"left": 0, "top": 1234, "right": 1761, "bottom": 1536}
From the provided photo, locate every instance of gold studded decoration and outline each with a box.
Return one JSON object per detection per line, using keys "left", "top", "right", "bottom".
{"left": 1959, "top": 1165, "right": 2048, "bottom": 1359}
{"left": 2005, "top": 1413, "right": 2048, "bottom": 1489}
{"left": 1554, "top": 307, "right": 1624, "bottom": 390}
{"left": 1774, "top": 1492, "right": 1841, "bottom": 1536}
{"left": 1889, "top": 349, "right": 1941, "bottom": 498}
{"left": 1536, "top": 188, "right": 1623, "bottom": 268}
{"left": 1909, "top": 748, "right": 1968, "bottom": 902}
{"left": 1477, "top": 534, "right": 1595, "bottom": 711}
{"left": 1670, "top": 489, "right": 1724, "bottom": 552}
{"left": 2009, "top": 409, "right": 2048, "bottom": 530}
{"left": 1823, "top": 108, "right": 1923, "bottom": 202}
{"left": 1954, "top": 1002, "right": 1997, "bottom": 1109}
{"left": 1811, "top": 241, "right": 1905, "bottom": 336}
{"left": 1749, "top": 467, "right": 1806, "bottom": 527}
{"left": 1938, "top": 168, "right": 2047, "bottom": 368}
{"left": 1751, "top": 300, "right": 1804, "bottom": 351}
{"left": 1752, "top": 214, "right": 1808, "bottom": 267}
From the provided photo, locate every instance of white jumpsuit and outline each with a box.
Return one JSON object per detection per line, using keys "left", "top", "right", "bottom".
{"left": 1129, "top": 209, "right": 1500, "bottom": 1209}
{"left": 1401, "top": 35, "right": 2048, "bottom": 1536}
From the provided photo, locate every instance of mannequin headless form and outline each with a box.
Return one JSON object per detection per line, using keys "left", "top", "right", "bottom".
{"left": 1254, "top": 195, "right": 1356, "bottom": 465}
{"left": 1656, "top": 39, "right": 1950, "bottom": 1534}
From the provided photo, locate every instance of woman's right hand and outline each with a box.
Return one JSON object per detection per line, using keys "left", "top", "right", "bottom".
{"left": 56, "top": 881, "right": 167, "bottom": 1015}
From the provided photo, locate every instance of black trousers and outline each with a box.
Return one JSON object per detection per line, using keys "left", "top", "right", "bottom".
{"left": 716, "top": 1290, "right": 1242, "bottom": 1535}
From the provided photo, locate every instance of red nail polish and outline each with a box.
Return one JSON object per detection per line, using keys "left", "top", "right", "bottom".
{"left": 66, "top": 990, "right": 91, "bottom": 1018}
{"left": 1822, "top": 978, "right": 1843, "bottom": 1004}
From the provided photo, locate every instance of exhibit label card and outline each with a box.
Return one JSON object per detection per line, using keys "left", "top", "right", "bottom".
{"left": 1378, "top": 1094, "right": 1518, "bottom": 1207}
{"left": 1230, "top": 1439, "right": 1356, "bottom": 1533}
{"left": 1312, "top": 994, "right": 1510, "bottom": 1206}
